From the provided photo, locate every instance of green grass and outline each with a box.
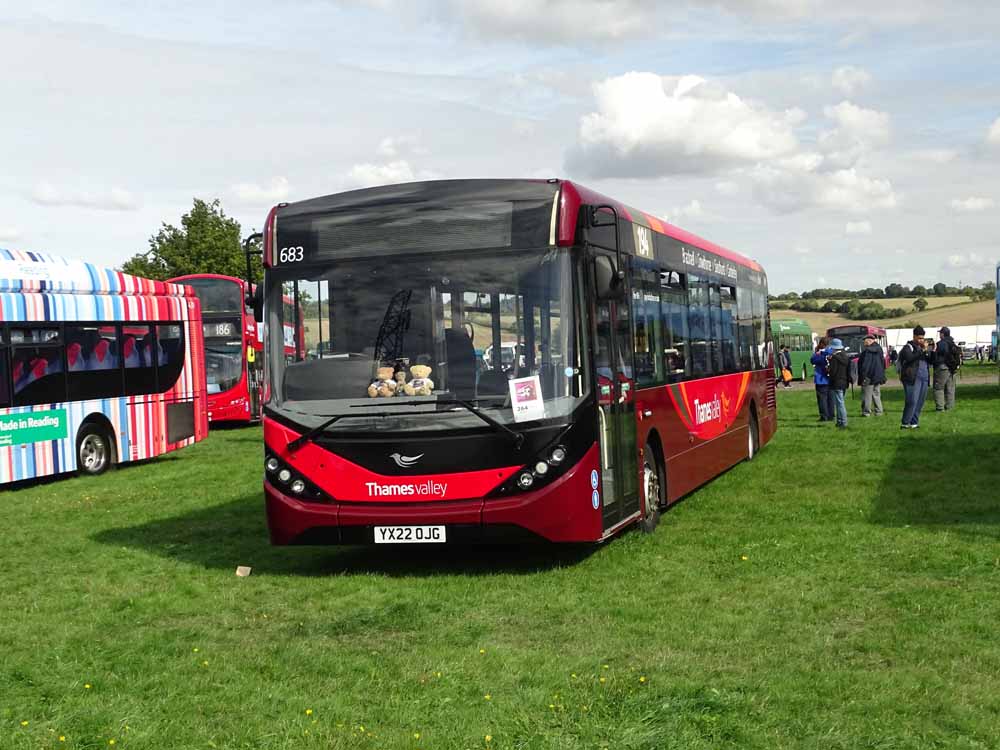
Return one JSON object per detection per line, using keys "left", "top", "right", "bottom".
{"left": 3, "top": 388, "right": 1000, "bottom": 749}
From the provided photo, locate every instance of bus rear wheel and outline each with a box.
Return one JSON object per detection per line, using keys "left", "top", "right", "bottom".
{"left": 640, "top": 442, "right": 664, "bottom": 534}
{"left": 77, "top": 424, "right": 113, "bottom": 476}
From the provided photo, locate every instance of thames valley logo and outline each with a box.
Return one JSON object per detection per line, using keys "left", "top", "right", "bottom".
{"left": 390, "top": 452, "right": 424, "bottom": 468}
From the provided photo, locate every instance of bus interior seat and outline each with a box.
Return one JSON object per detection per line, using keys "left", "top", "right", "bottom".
{"left": 444, "top": 327, "right": 476, "bottom": 398}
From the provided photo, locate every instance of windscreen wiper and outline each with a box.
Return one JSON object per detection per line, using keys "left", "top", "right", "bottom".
{"left": 352, "top": 397, "right": 525, "bottom": 450}
{"left": 287, "top": 414, "right": 348, "bottom": 452}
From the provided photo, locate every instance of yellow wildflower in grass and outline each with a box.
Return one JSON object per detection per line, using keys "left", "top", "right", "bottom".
{"left": 84, "top": 684, "right": 92, "bottom": 689}
{"left": 193, "top": 648, "right": 199, "bottom": 653}
{"left": 479, "top": 648, "right": 486, "bottom": 654}
{"left": 305, "top": 709, "right": 313, "bottom": 716}
{"left": 109, "top": 740, "right": 116, "bottom": 746}
{"left": 20, "top": 721, "right": 28, "bottom": 726}
{"left": 639, "top": 676, "right": 647, "bottom": 683}
{"left": 483, "top": 694, "right": 492, "bottom": 701}
{"left": 435, "top": 671, "right": 442, "bottom": 678}
{"left": 599, "top": 676, "right": 606, "bottom": 684}
{"left": 548, "top": 704, "right": 555, "bottom": 710}
{"left": 201, "top": 661, "right": 209, "bottom": 667}
{"left": 413, "top": 732, "right": 421, "bottom": 740}
{"left": 740, "top": 555, "right": 748, "bottom": 561}
{"left": 59, "top": 737, "right": 66, "bottom": 742}
{"left": 485, "top": 734, "right": 492, "bottom": 742}
{"left": 602, "top": 664, "right": 609, "bottom": 670}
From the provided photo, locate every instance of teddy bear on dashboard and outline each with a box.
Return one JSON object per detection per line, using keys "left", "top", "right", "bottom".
{"left": 402, "top": 364, "right": 434, "bottom": 396}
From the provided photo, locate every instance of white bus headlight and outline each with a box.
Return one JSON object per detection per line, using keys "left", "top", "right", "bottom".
{"left": 517, "top": 472, "right": 534, "bottom": 489}
{"left": 290, "top": 479, "right": 306, "bottom": 494}
{"left": 266, "top": 457, "right": 280, "bottom": 473}
{"left": 549, "top": 446, "right": 567, "bottom": 465}
{"left": 534, "top": 461, "right": 549, "bottom": 476}
{"left": 277, "top": 468, "right": 292, "bottom": 484}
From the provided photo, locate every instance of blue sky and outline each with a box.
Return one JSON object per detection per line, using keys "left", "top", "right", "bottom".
{"left": 1, "top": 0, "right": 998, "bottom": 292}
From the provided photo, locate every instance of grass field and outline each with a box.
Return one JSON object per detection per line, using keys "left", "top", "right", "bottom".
{"left": 4, "top": 387, "right": 1000, "bottom": 749}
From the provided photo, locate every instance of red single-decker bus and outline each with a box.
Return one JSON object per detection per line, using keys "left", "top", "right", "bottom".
{"left": 257, "top": 179, "right": 776, "bottom": 544}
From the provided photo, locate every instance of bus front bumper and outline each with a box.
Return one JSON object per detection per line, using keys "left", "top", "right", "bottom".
{"left": 264, "top": 443, "right": 602, "bottom": 545}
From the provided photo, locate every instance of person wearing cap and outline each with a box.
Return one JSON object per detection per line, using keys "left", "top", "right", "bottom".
{"left": 825, "top": 338, "right": 853, "bottom": 429}
{"left": 933, "top": 325, "right": 960, "bottom": 411}
{"left": 810, "top": 336, "right": 834, "bottom": 421}
{"left": 898, "top": 325, "right": 934, "bottom": 429}
{"left": 857, "top": 332, "right": 886, "bottom": 417}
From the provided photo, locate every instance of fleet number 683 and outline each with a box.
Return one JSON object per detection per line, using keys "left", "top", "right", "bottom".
{"left": 279, "top": 246, "right": 304, "bottom": 263}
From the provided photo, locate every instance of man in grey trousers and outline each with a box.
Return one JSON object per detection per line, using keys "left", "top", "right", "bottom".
{"left": 933, "top": 326, "right": 960, "bottom": 411}
{"left": 857, "top": 332, "right": 886, "bottom": 416}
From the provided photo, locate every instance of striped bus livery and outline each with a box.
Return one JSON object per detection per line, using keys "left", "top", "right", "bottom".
{"left": 0, "top": 248, "right": 208, "bottom": 484}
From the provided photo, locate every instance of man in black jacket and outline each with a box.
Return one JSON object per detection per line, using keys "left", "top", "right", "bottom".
{"left": 933, "top": 325, "right": 960, "bottom": 411}
{"left": 826, "top": 338, "right": 853, "bottom": 428}
{"left": 857, "top": 333, "right": 886, "bottom": 417}
{"left": 899, "top": 325, "right": 933, "bottom": 429}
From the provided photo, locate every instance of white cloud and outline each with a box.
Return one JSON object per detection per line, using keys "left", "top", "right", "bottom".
{"left": 845, "top": 220, "right": 872, "bottom": 235}
{"left": 667, "top": 199, "right": 705, "bottom": 222}
{"left": 751, "top": 165, "right": 898, "bottom": 214}
{"left": 714, "top": 180, "right": 739, "bottom": 196}
{"left": 911, "top": 149, "right": 958, "bottom": 164}
{"left": 231, "top": 176, "right": 290, "bottom": 205}
{"left": 818, "top": 100, "right": 891, "bottom": 168}
{"left": 945, "top": 251, "right": 994, "bottom": 270}
{"left": 569, "top": 73, "right": 802, "bottom": 177}
{"left": 988, "top": 116, "right": 1000, "bottom": 146}
{"left": 793, "top": 245, "right": 812, "bottom": 255}
{"left": 831, "top": 66, "right": 872, "bottom": 96}
{"left": 950, "top": 196, "right": 995, "bottom": 213}
{"left": 346, "top": 160, "right": 442, "bottom": 188}
{"left": 376, "top": 135, "right": 427, "bottom": 158}
{"left": 0, "top": 226, "right": 21, "bottom": 242}
{"left": 851, "top": 246, "right": 872, "bottom": 255}
{"left": 30, "top": 181, "right": 139, "bottom": 211}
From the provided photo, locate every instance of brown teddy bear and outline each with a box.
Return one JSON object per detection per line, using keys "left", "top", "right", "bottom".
{"left": 403, "top": 364, "right": 434, "bottom": 396}
{"left": 394, "top": 369, "right": 408, "bottom": 394}
{"left": 367, "top": 366, "right": 398, "bottom": 398}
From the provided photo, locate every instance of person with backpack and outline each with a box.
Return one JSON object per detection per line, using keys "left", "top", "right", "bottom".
{"left": 810, "top": 336, "right": 834, "bottom": 422}
{"left": 825, "top": 338, "right": 853, "bottom": 429}
{"left": 779, "top": 346, "right": 793, "bottom": 388}
{"left": 898, "top": 325, "right": 934, "bottom": 429}
{"left": 857, "top": 332, "right": 886, "bottom": 417}
{"left": 933, "top": 325, "right": 960, "bottom": 411}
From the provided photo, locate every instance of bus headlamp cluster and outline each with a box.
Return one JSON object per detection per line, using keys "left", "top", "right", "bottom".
{"left": 514, "top": 445, "right": 569, "bottom": 492}
{"left": 265, "top": 453, "right": 327, "bottom": 501}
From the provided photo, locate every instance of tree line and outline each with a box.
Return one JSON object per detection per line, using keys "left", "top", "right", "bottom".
{"left": 770, "top": 281, "right": 996, "bottom": 303}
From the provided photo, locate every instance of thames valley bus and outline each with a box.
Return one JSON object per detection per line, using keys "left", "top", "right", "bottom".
{"left": 255, "top": 179, "right": 776, "bottom": 544}
{"left": 0, "top": 249, "right": 208, "bottom": 483}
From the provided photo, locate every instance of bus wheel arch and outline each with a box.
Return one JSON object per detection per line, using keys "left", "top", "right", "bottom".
{"left": 747, "top": 401, "right": 760, "bottom": 461}
{"left": 76, "top": 416, "right": 118, "bottom": 476}
{"left": 640, "top": 431, "right": 666, "bottom": 533}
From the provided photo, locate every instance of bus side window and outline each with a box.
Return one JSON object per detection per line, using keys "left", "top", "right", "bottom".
{"left": 659, "top": 270, "right": 689, "bottom": 382}
{"left": 10, "top": 327, "right": 66, "bottom": 407}
{"left": 631, "top": 261, "right": 663, "bottom": 387}
{"left": 156, "top": 324, "right": 186, "bottom": 393}
{"left": 0, "top": 330, "right": 9, "bottom": 408}
{"left": 719, "top": 285, "right": 738, "bottom": 373}
{"left": 66, "top": 324, "right": 124, "bottom": 401}
{"left": 736, "top": 285, "right": 754, "bottom": 370}
{"left": 123, "top": 325, "right": 157, "bottom": 396}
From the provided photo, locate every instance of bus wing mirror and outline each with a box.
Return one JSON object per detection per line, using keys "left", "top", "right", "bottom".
{"left": 594, "top": 256, "right": 625, "bottom": 302}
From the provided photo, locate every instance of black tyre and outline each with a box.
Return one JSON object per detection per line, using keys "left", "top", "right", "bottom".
{"left": 747, "top": 410, "right": 760, "bottom": 462}
{"left": 640, "top": 441, "right": 665, "bottom": 534}
{"left": 77, "top": 423, "right": 113, "bottom": 476}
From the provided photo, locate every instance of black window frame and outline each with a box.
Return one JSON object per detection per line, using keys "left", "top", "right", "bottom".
{"left": 0, "top": 320, "right": 189, "bottom": 407}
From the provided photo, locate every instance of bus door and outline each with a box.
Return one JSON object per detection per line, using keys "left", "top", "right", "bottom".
{"left": 592, "top": 261, "right": 640, "bottom": 530}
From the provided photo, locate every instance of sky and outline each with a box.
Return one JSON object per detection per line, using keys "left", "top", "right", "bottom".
{"left": 1, "top": 0, "right": 999, "bottom": 293}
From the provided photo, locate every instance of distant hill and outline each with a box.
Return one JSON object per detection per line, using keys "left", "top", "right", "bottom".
{"left": 774, "top": 300, "right": 995, "bottom": 334}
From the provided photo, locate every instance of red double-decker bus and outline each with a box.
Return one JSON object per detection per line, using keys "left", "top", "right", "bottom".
{"left": 168, "top": 274, "right": 263, "bottom": 423}
{"left": 256, "top": 179, "right": 776, "bottom": 544}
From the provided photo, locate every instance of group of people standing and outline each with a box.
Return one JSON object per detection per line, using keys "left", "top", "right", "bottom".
{"left": 808, "top": 325, "right": 961, "bottom": 429}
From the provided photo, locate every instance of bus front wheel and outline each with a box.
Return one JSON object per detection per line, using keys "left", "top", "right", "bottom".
{"left": 640, "top": 442, "right": 665, "bottom": 534}
{"left": 77, "top": 424, "right": 113, "bottom": 476}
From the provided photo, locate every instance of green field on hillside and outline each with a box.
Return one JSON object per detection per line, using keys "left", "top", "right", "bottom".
{"left": 786, "top": 300, "right": 995, "bottom": 334}
{"left": 3, "top": 387, "right": 1000, "bottom": 749}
